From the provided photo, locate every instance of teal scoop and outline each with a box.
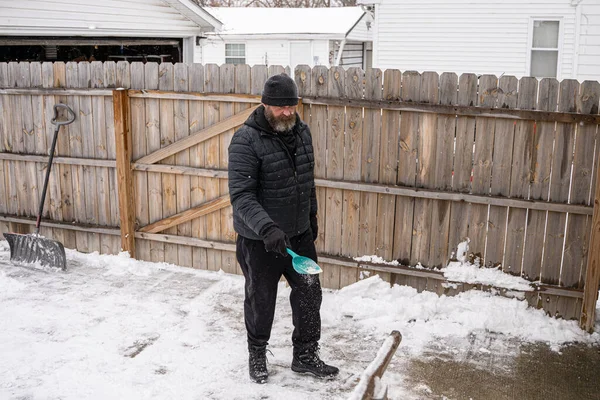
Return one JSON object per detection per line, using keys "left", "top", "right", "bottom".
{"left": 286, "top": 248, "right": 323, "bottom": 275}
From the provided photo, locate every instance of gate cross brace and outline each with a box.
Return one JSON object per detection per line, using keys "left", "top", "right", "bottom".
{"left": 139, "top": 195, "right": 231, "bottom": 234}
{"left": 135, "top": 105, "right": 259, "bottom": 165}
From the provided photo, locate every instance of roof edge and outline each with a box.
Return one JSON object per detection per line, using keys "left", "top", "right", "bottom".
{"left": 162, "top": 0, "right": 223, "bottom": 31}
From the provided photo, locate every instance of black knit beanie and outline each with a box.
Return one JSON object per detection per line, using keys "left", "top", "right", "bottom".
{"left": 261, "top": 73, "right": 299, "bottom": 106}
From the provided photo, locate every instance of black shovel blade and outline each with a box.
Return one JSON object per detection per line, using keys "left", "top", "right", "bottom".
{"left": 3, "top": 233, "right": 66, "bottom": 270}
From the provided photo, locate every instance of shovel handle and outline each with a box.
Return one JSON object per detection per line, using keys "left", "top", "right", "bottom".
{"left": 51, "top": 103, "right": 76, "bottom": 127}
{"left": 36, "top": 104, "right": 76, "bottom": 234}
{"left": 286, "top": 248, "right": 299, "bottom": 258}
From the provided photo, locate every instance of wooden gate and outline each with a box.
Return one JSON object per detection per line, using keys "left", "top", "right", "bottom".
{"left": 114, "top": 63, "right": 291, "bottom": 276}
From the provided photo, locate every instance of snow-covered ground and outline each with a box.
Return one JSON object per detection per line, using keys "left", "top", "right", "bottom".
{"left": 1, "top": 240, "right": 599, "bottom": 400}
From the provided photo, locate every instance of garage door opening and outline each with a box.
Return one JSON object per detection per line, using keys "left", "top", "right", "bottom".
{"left": 0, "top": 37, "right": 183, "bottom": 63}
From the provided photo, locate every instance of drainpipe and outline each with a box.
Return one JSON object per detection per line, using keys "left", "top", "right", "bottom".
{"left": 335, "top": 39, "right": 347, "bottom": 67}
{"left": 571, "top": 0, "right": 583, "bottom": 79}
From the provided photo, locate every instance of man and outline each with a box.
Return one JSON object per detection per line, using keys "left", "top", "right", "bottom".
{"left": 228, "top": 73, "right": 339, "bottom": 384}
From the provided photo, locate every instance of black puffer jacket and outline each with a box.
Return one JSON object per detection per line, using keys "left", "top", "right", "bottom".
{"left": 228, "top": 105, "right": 317, "bottom": 241}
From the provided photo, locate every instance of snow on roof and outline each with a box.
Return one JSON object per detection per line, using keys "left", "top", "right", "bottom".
{"left": 206, "top": 6, "right": 365, "bottom": 36}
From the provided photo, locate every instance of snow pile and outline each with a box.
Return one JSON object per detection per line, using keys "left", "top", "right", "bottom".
{"left": 443, "top": 261, "right": 533, "bottom": 291}
{"left": 326, "top": 276, "right": 597, "bottom": 356}
{"left": 355, "top": 239, "right": 533, "bottom": 291}
{"left": 354, "top": 255, "right": 400, "bottom": 267}
{"left": 442, "top": 240, "right": 533, "bottom": 291}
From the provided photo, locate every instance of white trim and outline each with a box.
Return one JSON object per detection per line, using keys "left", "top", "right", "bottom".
{"left": 526, "top": 17, "right": 564, "bottom": 80}
{"left": 204, "top": 33, "right": 345, "bottom": 41}
{"left": 182, "top": 36, "right": 194, "bottom": 64}
{"left": 0, "top": 27, "right": 208, "bottom": 37}
{"left": 162, "top": 0, "right": 222, "bottom": 31}
{"left": 345, "top": 12, "right": 367, "bottom": 38}
{"left": 573, "top": 1, "right": 582, "bottom": 79}
{"left": 373, "top": 5, "right": 379, "bottom": 68}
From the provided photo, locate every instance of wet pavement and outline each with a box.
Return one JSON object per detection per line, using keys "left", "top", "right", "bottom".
{"left": 403, "top": 336, "right": 600, "bottom": 400}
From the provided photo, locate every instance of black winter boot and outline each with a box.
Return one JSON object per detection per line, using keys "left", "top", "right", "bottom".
{"left": 248, "top": 345, "right": 269, "bottom": 383}
{"left": 291, "top": 344, "right": 339, "bottom": 378}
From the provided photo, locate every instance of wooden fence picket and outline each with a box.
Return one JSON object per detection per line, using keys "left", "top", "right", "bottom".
{"left": 130, "top": 62, "right": 150, "bottom": 261}
{"left": 340, "top": 67, "right": 364, "bottom": 287}
{"left": 323, "top": 66, "right": 345, "bottom": 289}
{"left": 103, "top": 61, "right": 120, "bottom": 255}
{"left": 486, "top": 76, "right": 518, "bottom": 268}
{"left": 145, "top": 62, "right": 165, "bottom": 262}
{"left": 504, "top": 77, "right": 537, "bottom": 276}
{"left": 65, "top": 62, "right": 89, "bottom": 252}
{"left": 158, "top": 63, "right": 177, "bottom": 265}
{"left": 429, "top": 72, "right": 457, "bottom": 272}
{"left": 359, "top": 68, "right": 383, "bottom": 280}
{"left": 174, "top": 63, "right": 193, "bottom": 269}
{"left": 448, "top": 74, "right": 477, "bottom": 260}
{"left": 392, "top": 70, "right": 415, "bottom": 275}
{"left": 0, "top": 63, "right": 11, "bottom": 236}
{"left": 189, "top": 63, "right": 208, "bottom": 270}
{"left": 470, "top": 74, "right": 497, "bottom": 262}
{"left": 523, "top": 78, "right": 559, "bottom": 282}
{"left": 565, "top": 81, "right": 600, "bottom": 288}
{"left": 204, "top": 64, "right": 222, "bottom": 272}
{"left": 91, "top": 61, "right": 114, "bottom": 255}
{"left": 310, "top": 65, "right": 328, "bottom": 254}
{"left": 412, "top": 71, "right": 439, "bottom": 277}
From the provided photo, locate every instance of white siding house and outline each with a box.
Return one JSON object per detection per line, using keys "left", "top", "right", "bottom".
{"left": 0, "top": 0, "right": 221, "bottom": 63}
{"left": 197, "top": 7, "right": 373, "bottom": 71}
{"left": 359, "top": 0, "right": 600, "bottom": 82}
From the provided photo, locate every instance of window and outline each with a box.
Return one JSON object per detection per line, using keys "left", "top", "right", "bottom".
{"left": 225, "top": 43, "right": 245, "bottom": 65}
{"left": 530, "top": 20, "right": 560, "bottom": 78}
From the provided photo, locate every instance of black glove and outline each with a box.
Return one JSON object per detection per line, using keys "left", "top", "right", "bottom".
{"left": 262, "top": 225, "right": 291, "bottom": 256}
{"left": 310, "top": 214, "right": 318, "bottom": 241}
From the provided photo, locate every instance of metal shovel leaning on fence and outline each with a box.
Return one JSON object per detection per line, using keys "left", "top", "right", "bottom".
{"left": 3, "top": 104, "right": 76, "bottom": 270}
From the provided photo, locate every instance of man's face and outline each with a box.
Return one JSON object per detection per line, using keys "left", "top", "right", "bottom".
{"left": 263, "top": 104, "right": 297, "bottom": 133}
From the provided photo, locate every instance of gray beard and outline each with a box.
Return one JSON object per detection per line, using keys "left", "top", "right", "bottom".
{"left": 264, "top": 108, "right": 296, "bottom": 133}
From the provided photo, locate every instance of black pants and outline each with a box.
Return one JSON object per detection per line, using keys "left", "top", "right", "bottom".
{"left": 236, "top": 228, "right": 322, "bottom": 352}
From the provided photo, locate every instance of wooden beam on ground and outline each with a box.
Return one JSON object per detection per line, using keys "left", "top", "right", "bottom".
{"left": 301, "top": 97, "right": 600, "bottom": 125}
{"left": 113, "top": 89, "right": 136, "bottom": 256}
{"left": 128, "top": 90, "right": 261, "bottom": 103}
{"left": 135, "top": 105, "right": 258, "bottom": 165}
{"left": 138, "top": 195, "right": 231, "bottom": 234}
{"left": 350, "top": 331, "right": 402, "bottom": 400}
{"left": 581, "top": 154, "right": 600, "bottom": 332}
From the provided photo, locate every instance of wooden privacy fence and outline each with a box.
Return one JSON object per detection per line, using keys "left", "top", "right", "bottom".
{"left": 0, "top": 62, "right": 599, "bottom": 331}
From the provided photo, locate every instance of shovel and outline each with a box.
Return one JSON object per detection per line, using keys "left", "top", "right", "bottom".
{"left": 3, "top": 103, "right": 76, "bottom": 270}
{"left": 286, "top": 248, "right": 323, "bottom": 275}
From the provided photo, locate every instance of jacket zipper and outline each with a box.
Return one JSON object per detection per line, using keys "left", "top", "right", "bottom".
{"left": 264, "top": 133, "right": 300, "bottom": 234}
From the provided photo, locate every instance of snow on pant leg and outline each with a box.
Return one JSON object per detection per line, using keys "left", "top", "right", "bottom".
{"left": 236, "top": 234, "right": 285, "bottom": 348}
{"left": 282, "top": 229, "right": 323, "bottom": 351}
